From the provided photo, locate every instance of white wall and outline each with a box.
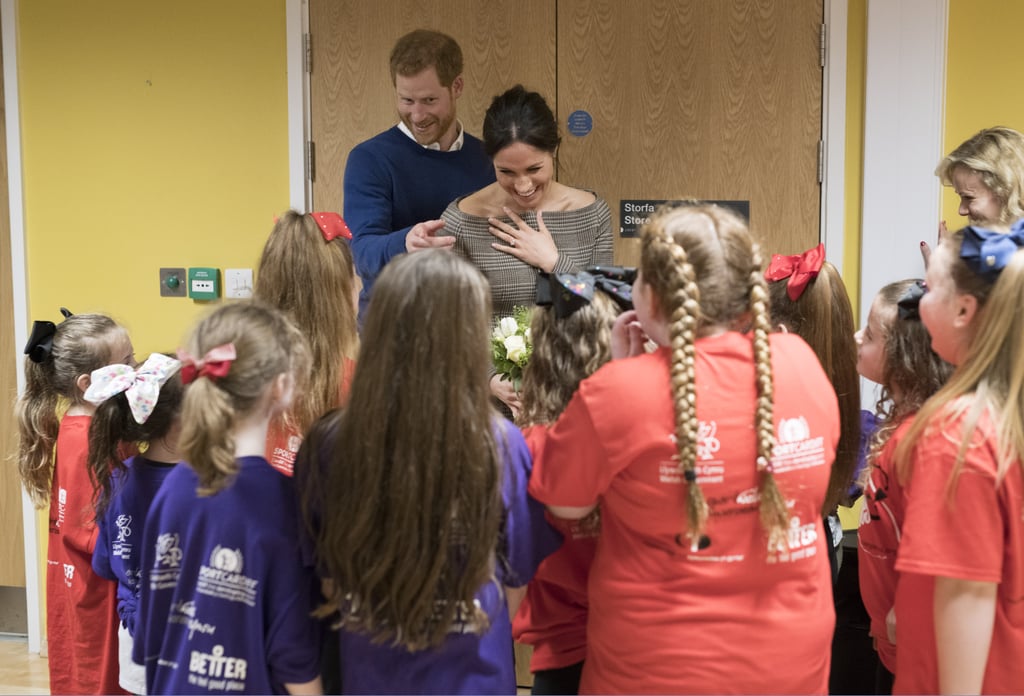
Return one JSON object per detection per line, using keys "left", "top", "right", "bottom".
{"left": 859, "top": 0, "right": 947, "bottom": 403}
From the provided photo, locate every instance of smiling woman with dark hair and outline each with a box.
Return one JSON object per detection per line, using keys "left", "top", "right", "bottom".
{"left": 441, "top": 85, "right": 613, "bottom": 416}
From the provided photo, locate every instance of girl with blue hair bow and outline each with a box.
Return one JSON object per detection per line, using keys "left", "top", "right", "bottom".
{"left": 892, "top": 219, "right": 1024, "bottom": 693}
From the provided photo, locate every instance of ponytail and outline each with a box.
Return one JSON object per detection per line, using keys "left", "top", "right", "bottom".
{"left": 15, "top": 361, "right": 62, "bottom": 506}
{"left": 178, "top": 379, "right": 239, "bottom": 495}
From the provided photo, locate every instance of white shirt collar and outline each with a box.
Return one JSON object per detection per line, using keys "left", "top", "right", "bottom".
{"left": 397, "top": 119, "right": 465, "bottom": 151}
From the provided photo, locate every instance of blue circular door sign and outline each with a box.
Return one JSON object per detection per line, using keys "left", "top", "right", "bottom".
{"left": 567, "top": 110, "right": 593, "bottom": 137}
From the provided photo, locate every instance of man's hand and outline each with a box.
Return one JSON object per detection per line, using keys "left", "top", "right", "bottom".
{"left": 406, "top": 219, "right": 455, "bottom": 253}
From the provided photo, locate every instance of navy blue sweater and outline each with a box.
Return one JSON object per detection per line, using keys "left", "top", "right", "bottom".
{"left": 343, "top": 126, "right": 495, "bottom": 318}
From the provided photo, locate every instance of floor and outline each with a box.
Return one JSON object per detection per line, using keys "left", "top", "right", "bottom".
{"left": 0, "top": 637, "right": 47, "bottom": 695}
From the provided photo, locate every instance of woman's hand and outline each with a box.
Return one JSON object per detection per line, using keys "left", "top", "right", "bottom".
{"left": 489, "top": 208, "right": 559, "bottom": 272}
{"left": 611, "top": 310, "right": 647, "bottom": 360}
{"left": 490, "top": 374, "right": 521, "bottom": 418}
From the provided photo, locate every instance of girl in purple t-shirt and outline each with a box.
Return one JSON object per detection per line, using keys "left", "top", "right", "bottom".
{"left": 296, "top": 251, "right": 557, "bottom": 694}
{"left": 134, "top": 302, "right": 322, "bottom": 695}
{"left": 86, "top": 352, "right": 184, "bottom": 694}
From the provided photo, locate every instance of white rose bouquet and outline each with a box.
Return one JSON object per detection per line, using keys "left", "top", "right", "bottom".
{"left": 491, "top": 305, "right": 533, "bottom": 392}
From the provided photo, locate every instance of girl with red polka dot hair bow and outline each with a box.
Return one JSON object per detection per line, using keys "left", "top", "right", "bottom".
{"left": 255, "top": 210, "right": 360, "bottom": 477}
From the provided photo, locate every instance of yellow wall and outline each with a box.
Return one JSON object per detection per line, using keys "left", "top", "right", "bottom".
{"left": 18, "top": 0, "right": 289, "bottom": 644}
{"left": 940, "top": 0, "right": 1024, "bottom": 225}
{"left": 19, "top": 0, "right": 290, "bottom": 356}
{"left": 842, "top": 0, "right": 867, "bottom": 322}
{"left": 837, "top": 2, "right": 864, "bottom": 534}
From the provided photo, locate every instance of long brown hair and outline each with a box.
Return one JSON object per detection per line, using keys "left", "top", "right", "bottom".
{"left": 768, "top": 261, "right": 861, "bottom": 514}
{"left": 177, "top": 302, "right": 310, "bottom": 496}
{"left": 255, "top": 210, "right": 359, "bottom": 436}
{"left": 303, "top": 250, "right": 502, "bottom": 651}
{"left": 518, "top": 292, "right": 619, "bottom": 426}
{"left": 862, "top": 280, "right": 952, "bottom": 482}
{"left": 87, "top": 365, "right": 183, "bottom": 517}
{"left": 641, "top": 203, "right": 788, "bottom": 549}
{"left": 895, "top": 229, "right": 1024, "bottom": 494}
{"left": 15, "top": 314, "right": 127, "bottom": 507}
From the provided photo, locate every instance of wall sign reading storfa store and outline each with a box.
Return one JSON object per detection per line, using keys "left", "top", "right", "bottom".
{"left": 619, "top": 200, "right": 751, "bottom": 238}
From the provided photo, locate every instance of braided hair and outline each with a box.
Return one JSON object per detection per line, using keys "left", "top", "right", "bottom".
{"left": 640, "top": 204, "right": 789, "bottom": 548}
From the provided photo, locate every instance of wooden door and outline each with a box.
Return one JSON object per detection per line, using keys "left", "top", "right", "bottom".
{"left": 558, "top": 0, "right": 824, "bottom": 265}
{"left": 0, "top": 9, "right": 26, "bottom": 588}
{"left": 308, "top": 0, "right": 557, "bottom": 213}
{"left": 311, "top": 1, "right": 824, "bottom": 262}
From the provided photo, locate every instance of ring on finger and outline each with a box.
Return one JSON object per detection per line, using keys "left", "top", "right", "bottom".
{"left": 509, "top": 237, "right": 516, "bottom": 247}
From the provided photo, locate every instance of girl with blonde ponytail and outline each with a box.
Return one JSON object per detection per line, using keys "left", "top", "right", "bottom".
{"left": 133, "top": 302, "right": 322, "bottom": 695}
{"left": 529, "top": 204, "right": 841, "bottom": 694}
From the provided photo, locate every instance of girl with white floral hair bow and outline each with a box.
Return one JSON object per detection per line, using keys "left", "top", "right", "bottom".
{"left": 84, "top": 352, "right": 183, "bottom": 696}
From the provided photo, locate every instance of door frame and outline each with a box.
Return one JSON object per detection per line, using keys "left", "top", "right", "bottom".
{"left": 287, "top": 0, "right": 310, "bottom": 212}
{"left": 821, "top": 0, "right": 849, "bottom": 272}
{"left": 2, "top": 0, "right": 39, "bottom": 654}
{"left": 858, "top": 0, "right": 948, "bottom": 407}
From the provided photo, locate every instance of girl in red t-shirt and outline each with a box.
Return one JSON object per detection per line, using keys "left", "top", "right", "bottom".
{"left": 893, "top": 223, "right": 1024, "bottom": 694}
{"left": 513, "top": 269, "right": 631, "bottom": 694}
{"left": 16, "top": 311, "right": 134, "bottom": 695}
{"left": 255, "top": 210, "right": 360, "bottom": 693}
{"left": 529, "top": 204, "right": 840, "bottom": 694}
{"left": 254, "top": 210, "right": 359, "bottom": 477}
{"left": 853, "top": 279, "right": 951, "bottom": 692}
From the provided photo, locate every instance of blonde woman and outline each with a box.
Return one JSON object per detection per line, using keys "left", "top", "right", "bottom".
{"left": 936, "top": 126, "right": 1024, "bottom": 228}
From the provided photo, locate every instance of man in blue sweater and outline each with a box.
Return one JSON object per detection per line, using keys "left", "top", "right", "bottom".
{"left": 343, "top": 29, "right": 495, "bottom": 319}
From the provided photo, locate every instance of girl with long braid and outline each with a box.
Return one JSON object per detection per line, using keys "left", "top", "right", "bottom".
{"left": 528, "top": 204, "right": 840, "bottom": 693}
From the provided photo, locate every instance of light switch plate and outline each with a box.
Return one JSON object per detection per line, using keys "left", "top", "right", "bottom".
{"left": 224, "top": 268, "right": 254, "bottom": 299}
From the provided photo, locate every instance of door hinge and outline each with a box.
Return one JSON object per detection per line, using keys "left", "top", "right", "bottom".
{"left": 820, "top": 23, "right": 827, "bottom": 68}
{"left": 304, "top": 33, "right": 312, "bottom": 74}
{"left": 305, "top": 140, "right": 316, "bottom": 183}
{"left": 817, "top": 140, "right": 824, "bottom": 184}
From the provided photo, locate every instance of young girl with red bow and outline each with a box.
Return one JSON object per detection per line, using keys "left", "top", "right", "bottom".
{"left": 765, "top": 243, "right": 862, "bottom": 576}
{"left": 528, "top": 204, "right": 840, "bottom": 693}
{"left": 255, "top": 210, "right": 359, "bottom": 476}
{"left": 86, "top": 353, "right": 184, "bottom": 694}
{"left": 15, "top": 310, "right": 135, "bottom": 695}
{"left": 853, "top": 280, "right": 951, "bottom": 692}
{"left": 766, "top": 245, "right": 878, "bottom": 693}
{"left": 133, "top": 302, "right": 322, "bottom": 695}
{"left": 891, "top": 222, "right": 1024, "bottom": 693}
